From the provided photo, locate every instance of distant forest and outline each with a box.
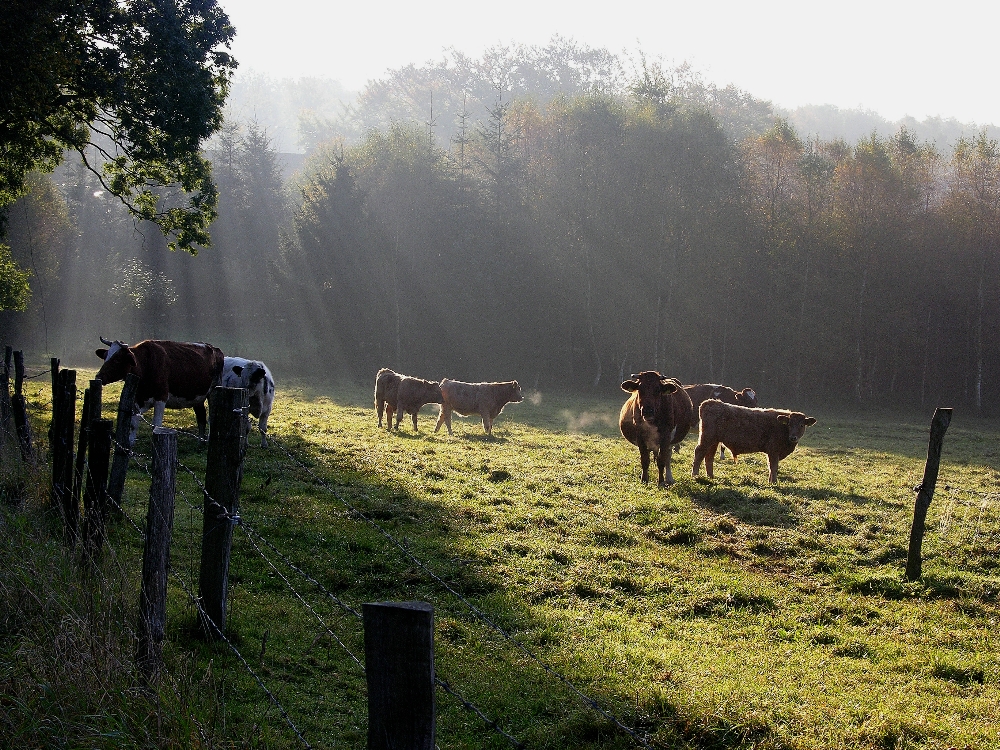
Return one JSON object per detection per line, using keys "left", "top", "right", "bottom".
{"left": 4, "top": 39, "right": 1000, "bottom": 414}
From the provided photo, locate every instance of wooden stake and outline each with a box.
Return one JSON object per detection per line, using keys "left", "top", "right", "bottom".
{"left": 905, "top": 407, "right": 953, "bottom": 581}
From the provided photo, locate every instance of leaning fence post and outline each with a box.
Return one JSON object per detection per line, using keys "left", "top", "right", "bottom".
{"left": 51, "top": 368, "right": 77, "bottom": 544}
{"left": 11, "top": 351, "right": 34, "bottom": 464}
{"left": 905, "top": 407, "right": 953, "bottom": 582}
{"left": 198, "top": 386, "right": 248, "bottom": 638}
{"left": 107, "top": 373, "right": 140, "bottom": 519}
{"left": 83, "top": 418, "right": 113, "bottom": 559}
{"left": 137, "top": 428, "right": 177, "bottom": 683}
{"left": 0, "top": 346, "right": 11, "bottom": 449}
{"left": 363, "top": 601, "right": 436, "bottom": 750}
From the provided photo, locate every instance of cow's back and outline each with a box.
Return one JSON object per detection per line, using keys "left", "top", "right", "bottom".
{"left": 699, "top": 400, "right": 792, "bottom": 458}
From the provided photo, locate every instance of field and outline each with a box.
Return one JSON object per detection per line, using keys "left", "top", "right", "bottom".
{"left": 2, "top": 374, "right": 1000, "bottom": 749}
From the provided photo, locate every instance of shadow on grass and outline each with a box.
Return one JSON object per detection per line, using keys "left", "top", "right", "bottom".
{"left": 181, "top": 422, "right": 777, "bottom": 750}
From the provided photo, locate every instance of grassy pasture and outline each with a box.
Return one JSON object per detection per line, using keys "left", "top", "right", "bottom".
{"left": 2, "top": 373, "right": 1000, "bottom": 749}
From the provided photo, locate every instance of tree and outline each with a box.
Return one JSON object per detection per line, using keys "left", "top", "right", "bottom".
{"left": 1, "top": 0, "right": 236, "bottom": 256}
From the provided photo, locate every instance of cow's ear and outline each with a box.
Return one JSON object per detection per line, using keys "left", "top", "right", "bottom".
{"left": 95, "top": 348, "right": 108, "bottom": 360}
{"left": 621, "top": 380, "right": 639, "bottom": 392}
{"left": 776, "top": 414, "right": 790, "bottom": 424}
{"left": 660, "top": 380, "right": 678, "bottom": 394}
{"left": 231, "top": 365, "right": 243, "bottom": 376}
{"left": 804, "top": 416, "right": 817, "bottom": 426}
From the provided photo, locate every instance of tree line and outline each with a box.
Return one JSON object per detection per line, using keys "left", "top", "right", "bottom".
{"left": 3, "top": 49, "right": 1000, "bottom": 414}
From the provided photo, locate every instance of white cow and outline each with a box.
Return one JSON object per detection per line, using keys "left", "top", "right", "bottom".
{"left": 222, "top": 357, "right": 275, "bottom": 445}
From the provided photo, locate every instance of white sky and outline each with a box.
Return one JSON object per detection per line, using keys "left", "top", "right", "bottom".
{"left": 221, "top": 0, "right": 1000, "bottom": 125}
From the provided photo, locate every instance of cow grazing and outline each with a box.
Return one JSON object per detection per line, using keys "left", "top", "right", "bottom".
{"left": 680, "top": 383, "right": 758, "bottom": 457}
{"left": 95, "top": 338, "right": 224, "bottom": 445}
{"left": 693, "top": 399, "right": 816, "bottom": 484}
{"left": 374, "top": 368, "right": 402, "bottom": 429}
{"left": 222, "top": 357, "right": 275, "bottom": 445}
{"left": 393, "top": 376, "right": 444, "bottom": 431}
{"left": 434, "top": 379, "right": 523, "bottom": 436}
{"left": 619, "top": 371, "right": 693, "bottom": 487}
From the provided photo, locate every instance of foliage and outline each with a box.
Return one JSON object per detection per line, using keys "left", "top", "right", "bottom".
{"left": 0, "top": 243, "right": 30, "bottom": 311}
{"left": 0, "top": 0, "right": 236, "bottom": 253}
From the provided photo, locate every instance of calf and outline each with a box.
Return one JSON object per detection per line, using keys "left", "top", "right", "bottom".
{"left": 681, "top": 383, "right": 758, "bottom": 457}
{"left": 95, "top": 338, "right": 224, "bottom": 445}
{"left": 222, "top": 357, "right": 275, "bottom": 445}
{"left": 393, "top": 376, "right": 444, "bottom": 431}
{"left": 374, "top": 368, "right": 402, "bottom": 429}
{"left": 693, "top": 399, "right": 816, "bottom": 484}
{"left": 434, "top": 379, "right": 522, "bottom": 436}
{"left": 619, "top": 371, "right": 693, "bottom": 487}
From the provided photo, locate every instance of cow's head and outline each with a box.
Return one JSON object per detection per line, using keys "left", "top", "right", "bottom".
{"left": 736, "top": 387, "right": 758, "bottom": 408}
{"left": 94, "top": 337, "right": 137, "bottom": 385}
{"left": 776, "top": 412, "right": 817, "bottom": 444}
{"left": 510, "top": 381, "right": 523, "bottom": 403}
{"left": 622, "top": 371, "right": 678, "bottom": 422}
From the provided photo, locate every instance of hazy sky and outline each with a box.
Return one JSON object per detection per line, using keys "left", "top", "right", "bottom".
{"left": 222, "top": 0, "right": 1000, "bottom": 125}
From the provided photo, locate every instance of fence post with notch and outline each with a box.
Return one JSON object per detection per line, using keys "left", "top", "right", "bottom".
{"left": 83, "top": 418, "right": 113, "bottom": 559}
{"left": 198, "top": 386, "right": 248, "bottom": 638}
{"left": 137, "top": 427, "right": 177, "bottom": 682}
{"left": 51, "top": 367, "right": 77, "bottom": 542}
{"left": 106, "top": 372, "right": 140, "bottom": 519}
{"left": 363, "top": 601, "right": 436, "bottom": 750}
{"left": 905, "top": 407, "right": 953, "bottom": 581}
{"left": 73, "top": 381, "right": 101, "bottom": 511}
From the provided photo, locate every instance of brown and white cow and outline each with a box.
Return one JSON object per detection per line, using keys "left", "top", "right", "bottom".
{"left": 95, "top": 338, "right": 224, "bottom": 444}
{"left": 692, "top": 399, "right": 816, "bottom": 483}
{"left": 619, "top": 371, "right": 693, "bottom": 487}
{"left": 374, "top": 368, "right": 402, "bottom": 429}
{"left": 434, "top": 379, "right": 522, "bottom": 436}
{"left": 393, "top": 376, "right": 444, "bottom": 431}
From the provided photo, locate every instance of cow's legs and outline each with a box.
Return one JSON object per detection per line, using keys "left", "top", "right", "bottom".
{"left": 767, "top": 454, "right": 779, "bottom": 483}
{"left": 153, "top": 401, "right": 166, "bottom": 428}
{"left": 435, "top": 406, "right": 452, "bottom": 435}
{"left": 193, "top": 401, "right": 208, "bottom": 437}
{"left": 394, "top": 404, "right": 404, "bottom": 430}
{"left": 258, "top": 411, "right": 270, "bottom": 447}
{"left": 376, "top": 398, "right": 385, "bottom": 428}
{"left": 639, "top": 447, "right": 651, "bottom": 483}
{"left": 657, "top": 446, "right": 675, "bottom": 487}
{"left": 704, "top": 443, "right": 717, "bottom": 478}
{"left": 411, "top": 410, "right": 418, "bottom": 431}
{"left": 693, "top": 441, "right": 716, "bottom": 478}
{"left": 482, "top": 413, "right": 493, "bottom": 435}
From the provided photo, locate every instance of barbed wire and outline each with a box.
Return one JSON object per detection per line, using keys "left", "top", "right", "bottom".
{"left": 263, "top": 428, "right": 651, "bottom": 748}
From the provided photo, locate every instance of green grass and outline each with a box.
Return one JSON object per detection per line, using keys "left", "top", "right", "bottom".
{"left": 3, "top": 372, "right": 1000, "bottom": 749}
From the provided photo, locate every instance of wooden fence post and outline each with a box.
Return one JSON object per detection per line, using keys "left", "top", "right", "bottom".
{"left": 0, "top": 346, "right": 11, "bottom": 450}
{"left": 73, "top": 382, "right": 101, "bottom": 511}
{"left": 905, "top": 407, "right": 953, "bottom": 582}
{"left": 83, "top": 418, "right": 113, "bottom": 558}
{"left": 107, "top": 372, "right": 140, "bottom": 519}
{"left": 137, "top": 427, "right": 177, "bottom": 683}
{"left": 363, "top": 601, "right": 436, "bottom": 750}
{"left": 198, "top": 387, "right": 248, "bottom": 638}
{"left": 51, "top": 368, "right": 77, "bottom": 544}
{"left": 48, "top": 357, "right": 59, "bottom": 448}
{"left": 11, "top": 351, "right": 34, "bottom": 463}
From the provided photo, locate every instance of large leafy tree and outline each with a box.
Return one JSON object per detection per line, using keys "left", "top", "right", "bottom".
{"left": 1, "top": 0, "right": 236, "bottom": 268}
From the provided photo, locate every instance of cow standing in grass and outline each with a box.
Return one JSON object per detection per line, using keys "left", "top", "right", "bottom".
{"left": 619, "top": 371, "right": 693, "bottom": 487}
{"left": 374, "top": 368, "right": 402, "bottom": 429}
{"left": 223, "top": 357, "right": 275, "bottom": 445}
{"left": 693, "top": 399, "right": 816, "bottom": 483}
{"left": 95, "top": 338, "right": 224, "bottom": 445}
{"left": 680, "top": 383, "right": 758, "bottom": 458}
{"left": 393, "top": 376, "right": 444, "bottom": 431}
{"left": 435, "top": 379, "right": 522, "bottom": 436}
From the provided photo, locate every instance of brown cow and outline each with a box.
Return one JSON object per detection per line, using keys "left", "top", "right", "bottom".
{"left": 619, "top": 371, "right": 693, "bottom": 487}
{"left": 95, "top": 338, "right": 224, "bottom": 444}
{"left": 679, "top": 383, "right": 758, "bottom": 457}
{"left": 434, "top": 379, "right": 522, "bottom": 436}
{"left": 374, "top": 368, "right": 402, "bottom": 429}
{"left": 692, "top": 399, "right": 816, "bottom": 483}
{"left": 393, "top": 376, "right": 444, "bottom": 431}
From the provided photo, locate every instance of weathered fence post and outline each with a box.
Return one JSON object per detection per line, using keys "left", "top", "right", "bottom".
{"left": 73, "top": 382, "right": 102, "bottom": 510}
{"left": 11, "top": 351, "right": 34, "bottom": 463}
{"left": 106, "top": 372, "right": 140, "bottom": 519}
{"left": 48, "top": 357, "right": 59, "bottom": 447}
{"left": 83, "top": 418, "right": 113, "bottom": 558}
{"left": 137, "top": 427, "right": 177, "bottom": 682}
{"left": 905, "top": 407, "right": 953, "bottom": 582}
{"left": 198, "top": 386, "right": 248, "bottom": 638}
{"left": 51, "top": 368, "right": 77, "bottom": 543}
{"left": 363, "top": 601, "right": 436, "bottom": 750}
{"left": 0, "top": 346, "right": 11, "bottom": 449}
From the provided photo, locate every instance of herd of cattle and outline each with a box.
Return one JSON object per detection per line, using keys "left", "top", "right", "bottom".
{"left": 90, "top": 339, "right": 816, "bottom": 486}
